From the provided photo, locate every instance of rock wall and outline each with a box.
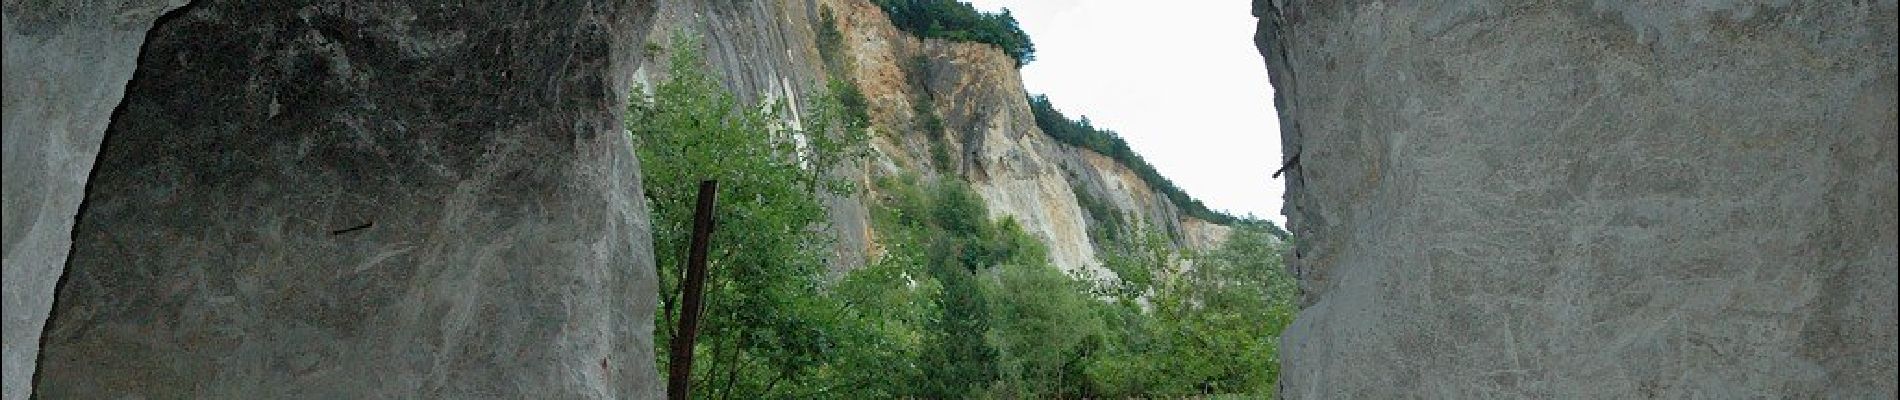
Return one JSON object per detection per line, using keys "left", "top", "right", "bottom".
{"left": 822, "top": 0, "right": 1232, "bottom": 280}
{"left": 921, "top": 37, "right": 1233, "bottom": 277}
{"left": 1256, "top": 0, "right": 1897, "bottom": 397}
{"left": 918, "top": 41, "right": 1108, "bottom": 277}
{"left": 2, "top": 2, "right": 186, "bottom": 399}
{"left": 27, "top": 2, "right": 664, "bottom": 398}
{"left": 1057, "top": 145, "right": 1234, "bottom": 250}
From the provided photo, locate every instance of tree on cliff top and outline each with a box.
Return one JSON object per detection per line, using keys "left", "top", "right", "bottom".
{"left": 875, "top": 0, "right": 1036, "bottom": 67}
{"left": 1029, "top": 93, "right": 1290, "bottom": 238}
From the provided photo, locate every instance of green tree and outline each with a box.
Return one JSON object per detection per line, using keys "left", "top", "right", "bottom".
{"left": 630, "top": 34, "right": 868, "bottom": 399}
{"left": 912, "top": 179, "right": 1004, "bottom": 397}
{"left": 984, "top": 254, "right": 1106, "bottom": 398}
{"left": 1084, "top": 226, "right": 1295, "bottom": 397}
{"left": 859, "top": 174, "right": 1063, "bottom": 397}
{"left": 874, "top": 0, "right": 1036, "bottom": 67}
{"left": 817, "top": 240, "right": 940, "bottom": 397}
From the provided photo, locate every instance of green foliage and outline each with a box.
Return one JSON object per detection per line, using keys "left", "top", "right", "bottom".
{"left": 629, "top": 34, "right": 869, "bottom": 399}
{"left": 874, "top": 0, "right": 1036, "bottom": 67}
{"left": 817, "top": 241, "right": 939, "bottom": 397}
{"left": 829, "top": 78, "right": 871, "bottom": 138}
{"left": 816, "top": 6, "right": 849, "bottom": 74}
{"left": 984, "top": 259, "right": 1105, "bottom": 398}
{"left": 815, "top": 8, "right": 874, "bottom": 173}
{"left": 1071, "top": 185, "right": 1127, "bottom": 249}
{"left": 631, "top": 33, "right": 1294, "bottom": 400}
{"left": 1030, "top": 94, "right": 1290, "bottom": 238}
{"left": 1097, "top": 228, "right": 1172, "bottom": 300}
{"left": 1084, "top": 226, "right": 1297, "bottom": 397}
{"left": 906, "top": 56, "right": 953, "bottom": 174}
{"left": 875, "top": 175, "right": 1010, "bottom": 397}
{"left": 853, "top": 174, "right": 1303, "bottom": 398}
{"left": 856, "top": 174, "right": 1092, "bottom": 397}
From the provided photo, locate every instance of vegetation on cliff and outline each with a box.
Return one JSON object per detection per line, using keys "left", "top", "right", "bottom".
{"left": 1031, "top": 94, "right": 1288, "bottom": 237}
{"left": 874, "top": 0, "right": 1036, "bottom": 67}
{"left": 856, "top": 175, "right": 1298, "bottom": 397}
{"left": 634, "top": 33, "right": 1293, "bottom": 399}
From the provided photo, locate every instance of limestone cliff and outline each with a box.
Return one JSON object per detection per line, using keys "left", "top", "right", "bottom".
{"left": 664, "top": 0, "right": 1235, "bottom": 280}
{"left": 1256, "top": 0, "right": 1897, "bottom": 397}
{"left": 10, "top": 2, "right": 666, "bottom": 398}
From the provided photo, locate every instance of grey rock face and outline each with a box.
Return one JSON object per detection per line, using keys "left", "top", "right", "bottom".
{"left": 31, "top": 1, "right": 663, "bottom": 398}
{"left": 918, "top": 41, "right": 1109, "bottom": 278}
{"left": 2, "top": 2, "right": 185, "bottom": 399}
{"left": 1055, "top": 144, "right": 1228, "bottom": 251}
{"left": 1257, "top": 0, "right": 1897, "bottom": 398}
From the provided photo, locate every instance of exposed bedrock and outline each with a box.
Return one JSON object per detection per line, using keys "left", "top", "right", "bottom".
{"left": 1256, "top": 0, "right": 1896, "bottom": 397}
{"left": 2, "top": 2, "right": 186, "bottom": 399}
{"left": 26, "top": 1, "right": 663, "bottom": 398}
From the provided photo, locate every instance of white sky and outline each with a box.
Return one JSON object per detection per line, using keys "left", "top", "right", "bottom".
{"left": 963, "top": 0, "right": 1286, "bottom": 226}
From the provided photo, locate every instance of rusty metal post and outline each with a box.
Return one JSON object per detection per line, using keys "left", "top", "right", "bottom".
{"left": 668, "top": 180, "right": 717, "bottom": 400}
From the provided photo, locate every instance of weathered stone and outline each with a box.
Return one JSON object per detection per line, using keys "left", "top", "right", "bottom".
{"left": 917, "top": 40, "right": 1234, "bottom": 278}
{"left": 2, "top": 2, "right": 185, "bottom": 399}
{"left": 918, "top": 41, "right": 1106, "bottom": 278}
{"left": 1256, "top": 0, "right": 1897, "bottom": 397}
{"left": 1057, "top": 144, "right": 1233, "bottom": 250}
{"left": 773, "top": 0, "right": 1232, "bottom": 280}
{"left": 33, "top": 1, "right": 662, "bottom": 398}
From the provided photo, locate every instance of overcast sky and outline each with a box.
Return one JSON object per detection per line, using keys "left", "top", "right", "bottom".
{"left": 961, "top": 0, "right": 1286, "bottom": 226}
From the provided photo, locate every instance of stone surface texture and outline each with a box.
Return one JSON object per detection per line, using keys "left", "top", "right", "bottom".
{"left": 32, "top": 1, "right": 663, "bottom": 398}
{"left": 824, "top": 0, "right": 1233, "bottom": 280}
{"left": 919, "top": 42, "right": 1108, "bottom": 278}
{"left": 2, "top": 1, "right": 185, "bottom": 399}
{"left": 1057, "top": 144, "right": 1235, "bottom": 250}
{"left": 1255, "top": 0, "right": 1897, "bottom": 397}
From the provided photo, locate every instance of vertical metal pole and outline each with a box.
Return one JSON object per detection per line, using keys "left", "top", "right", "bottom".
{"left": 668, "top": 180, "right": 717, "bottom": 400}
